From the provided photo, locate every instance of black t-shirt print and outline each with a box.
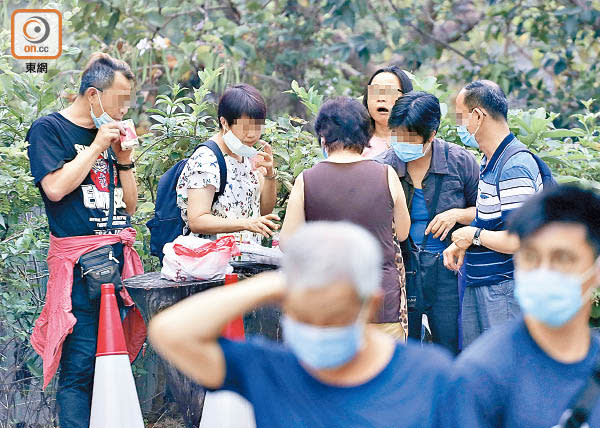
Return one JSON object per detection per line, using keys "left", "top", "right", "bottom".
{"left": 26, "top": 112, "right": 131, "bottom": 237}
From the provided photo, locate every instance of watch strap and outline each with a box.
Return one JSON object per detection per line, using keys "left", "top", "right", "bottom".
{"left": 116, "top": 162, "right": 135, "bottom": 171}
{"left": 473, "top": 228, "right": 483, "bottom": 245}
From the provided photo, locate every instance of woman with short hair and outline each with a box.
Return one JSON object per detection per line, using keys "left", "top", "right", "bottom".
{"left": 375, "top": 91, "right": 479, "bottom": 354}
{"left": 281, "top": 97, "right": 410, "bottom": 340}
{"left": 361, "top": 65, "right": 413, "bottom": 159}
{"left": 176, "top": 84, "right": 279, "bottom": 245}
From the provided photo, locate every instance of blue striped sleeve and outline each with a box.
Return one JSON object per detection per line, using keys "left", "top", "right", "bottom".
{"left": 499, "top": 153, "right": 541, "bottom": 222}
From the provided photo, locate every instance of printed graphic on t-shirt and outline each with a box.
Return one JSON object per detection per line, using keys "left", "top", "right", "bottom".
{"left": 90, "top": 155, "right": 113, "bottom": 191}
{"left": 74, "top": 144, "right": 128, "bottom": 233}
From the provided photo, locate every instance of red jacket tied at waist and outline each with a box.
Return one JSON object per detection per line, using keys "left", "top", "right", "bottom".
{"left": 30, "top": 227, "right": 146, "bottom": 389}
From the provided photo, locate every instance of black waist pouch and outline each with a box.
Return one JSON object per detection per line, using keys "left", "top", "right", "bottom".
{"left": 78, "top": 245, "right": 122, "bottom": 302}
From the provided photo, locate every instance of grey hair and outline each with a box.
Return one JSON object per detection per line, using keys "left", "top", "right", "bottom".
{"left": 281, "top": 221, "right": 383, "bottom": 298}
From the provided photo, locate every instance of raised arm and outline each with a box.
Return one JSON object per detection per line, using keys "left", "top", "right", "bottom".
{"left": 257, "top": 142, "right": 277, "bottom": 215}
{"left": 41, "top": 122, "right": 123, "bottom": 201}
{"left": 148, "top": 271, "right": 286, "bottom": 388}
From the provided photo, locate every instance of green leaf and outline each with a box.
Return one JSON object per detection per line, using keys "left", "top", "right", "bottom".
{"left": 542, "top": 129, "right": 585, "bottom": 139}
{"left": 145, "top": 108, "right": 167, "bottom": 116}
{"left": 137, "top": 201, "right": 155, "bottom": 213}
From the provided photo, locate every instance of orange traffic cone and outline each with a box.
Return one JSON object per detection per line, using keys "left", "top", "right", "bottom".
{"left": 222, "top": 274, "right": 245, "bottom": 340}
{"left": 89, "top": 283, "right": 144, "bottom": 428}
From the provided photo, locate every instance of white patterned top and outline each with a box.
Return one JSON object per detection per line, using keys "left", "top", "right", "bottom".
{"left": 176, "top": 144, "right": 262, "bottom": 245}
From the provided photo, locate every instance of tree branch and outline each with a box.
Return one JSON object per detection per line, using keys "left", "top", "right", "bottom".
{"left": 385, "top": 0, "right": 482, "bottom": 67}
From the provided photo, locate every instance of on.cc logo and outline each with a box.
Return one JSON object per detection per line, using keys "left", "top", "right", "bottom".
{"left": 22, "top": 16, "right": 50, "bottom": 44}
{"left": 11, "top": 9, "right": 62, "bottom": 60}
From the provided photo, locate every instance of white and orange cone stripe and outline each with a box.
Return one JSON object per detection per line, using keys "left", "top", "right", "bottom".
{"left": 89, "top": 283, "right": 144, "bottom": 428}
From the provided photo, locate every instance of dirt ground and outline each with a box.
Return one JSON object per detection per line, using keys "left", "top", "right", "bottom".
{"left": 146, "top": 417, "right": 186, "bottom": 428}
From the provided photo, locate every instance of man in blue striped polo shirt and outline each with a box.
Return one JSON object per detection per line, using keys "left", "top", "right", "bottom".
{"left": 443, "top": 80, "right": 543, "bottom": 348}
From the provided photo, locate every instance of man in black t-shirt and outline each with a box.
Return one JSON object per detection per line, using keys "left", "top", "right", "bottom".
{"left": 26, "top": 52, "right": 137, "bottom": 428}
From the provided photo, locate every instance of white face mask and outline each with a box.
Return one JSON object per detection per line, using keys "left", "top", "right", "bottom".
{"left": 223, "top": 130, "right": 258, "bottom": 158}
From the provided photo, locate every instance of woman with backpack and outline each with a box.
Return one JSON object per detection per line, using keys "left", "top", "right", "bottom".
{"left": 176, "top": 84, "right": 279, "bottom": 245}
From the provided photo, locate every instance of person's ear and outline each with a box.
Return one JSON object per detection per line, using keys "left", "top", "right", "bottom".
{"left": 320, "top": 136, "right": 326, "bottom": 147}
{"left": 474, "top": 108, "right": 486, "bottom": 125}
{"left": 365, "top": 291, "right": 383, "bottom": 323}
{"left": 427, "top": 130, "right": 437, "bottom": 144}
{"left": 220, "top": 117, "right": 229, "bottom": 132}
{"left": 86, "top": 87, "right": 99, "bottom": 104}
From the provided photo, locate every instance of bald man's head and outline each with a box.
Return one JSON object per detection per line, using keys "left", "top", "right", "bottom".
{"left": 459, "top": 80, "right": 508, "bottom": 122}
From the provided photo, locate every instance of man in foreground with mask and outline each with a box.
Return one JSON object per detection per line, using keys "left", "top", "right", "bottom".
{"left": 26, "top": 52, "right": 145, "bottom": 427}
{"left": 443, "top": 80, "right": 543, "bottom": 347}
{"left": 149, "top": 221, "right": 452, "bottom": 427}
{"left": 445, "top": 185, "right": 600, "bottom": 427}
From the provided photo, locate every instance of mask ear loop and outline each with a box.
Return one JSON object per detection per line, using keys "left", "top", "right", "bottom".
{"left": 470, "top": 108, "right": 486, "bottom": 137}
{"left": 422, "top": 137, "right": 434, "bottom": 155}
{"left": 90, "top": 88, "right": 106, "bottom": 120}
{"left": 96, "top": 90, "right": 106, "bottom": 114}
{"left": 220, "top": 116, "right": 230, "bottom": 134}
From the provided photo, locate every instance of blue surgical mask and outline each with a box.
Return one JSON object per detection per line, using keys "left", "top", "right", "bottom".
{"left": 223, "top": 130, "right": 259, "bottom": 158}
{"left": 90, "top": 91, "right": 115, "bottom": 128}
{"left": 515, "top": 262, "right": 598, "bottom": 327}
{"left": 282, "top": 315, "right": 363, "bottom": 369}
{"left": 391, "top": 141, "right": 431, "bottom": 163}
{"left": 456, "top": 124, "right": 480, "bottom": 149}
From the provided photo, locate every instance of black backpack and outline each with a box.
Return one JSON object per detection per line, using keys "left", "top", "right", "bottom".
{"left": 146, "top": 140, "right": 226, "bottom": 264}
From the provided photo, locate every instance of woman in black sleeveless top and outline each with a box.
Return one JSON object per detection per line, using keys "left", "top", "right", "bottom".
{"left": 281, "top": 97, "right": 410, "bottom": 340}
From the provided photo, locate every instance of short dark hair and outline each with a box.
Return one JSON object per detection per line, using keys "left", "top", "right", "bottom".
{"left": 314, "top": 97, "right": 373, "bottom": 154}
{"left": 462, "top": 80, "right": 508, "bottom": 121}
{"left": 508, "top": 185, "right": 600, "bottom": 256}
{"left": 388, "top": 91, "right": 440, "bottom": 142}
{"left": 363, "top": 65, "right": 413, "bottom": 125}
{"left": 218, "top": 84, "right": 266, "bottom": 129}
{"left": 79, "top": 52, "right": 135, "bottom": 95}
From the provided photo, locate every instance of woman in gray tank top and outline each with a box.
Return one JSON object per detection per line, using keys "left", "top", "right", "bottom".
{"left": 281, "top": 97, "right": 410, "bottom": 340}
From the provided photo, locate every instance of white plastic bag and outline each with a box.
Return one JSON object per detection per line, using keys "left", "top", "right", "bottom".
{"left": 161, "top": 235, "right": 239, "bottom": 281}
{"left": 237, "top": 243, "right": 283, "bottom": 266}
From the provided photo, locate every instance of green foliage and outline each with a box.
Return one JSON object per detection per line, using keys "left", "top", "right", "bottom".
{"left": 285, "top": 80, "right": 324, "bottom": 118}
{"left": 0, "top": 40, "right": 59, "bottom": 426}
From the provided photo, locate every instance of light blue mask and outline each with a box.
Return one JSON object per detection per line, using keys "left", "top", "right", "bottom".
{"left": 282, "top": 315, "right": 363, "bottom": 369}
{"left": 456, "top": 124, "right": 480, "bottom": 149}
{"left": 391, "top": 141, "right": 431, "bottom": 163}
{"left": 515, "top": 263, "right": 598, "bottom": 327}
{"left": 90, "top": 91, "right": 115, "bottom": 128}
